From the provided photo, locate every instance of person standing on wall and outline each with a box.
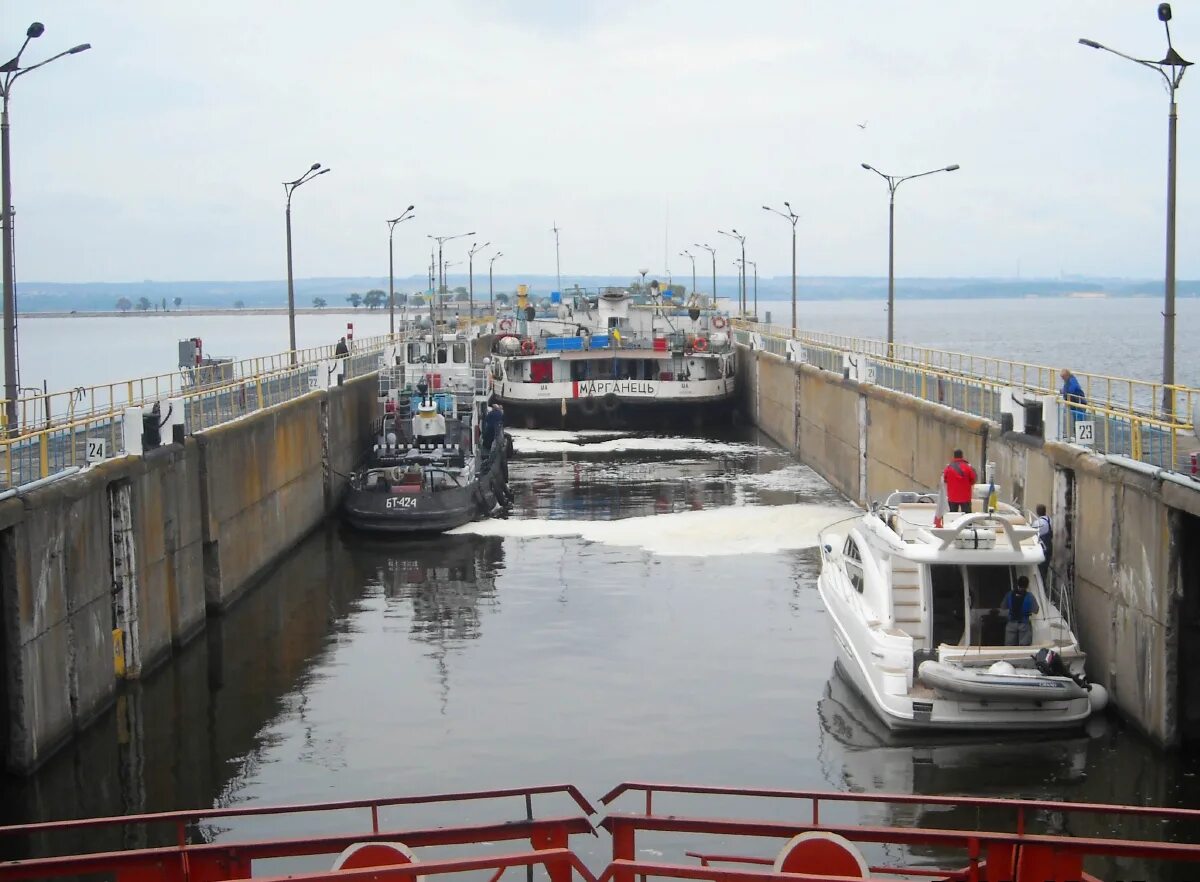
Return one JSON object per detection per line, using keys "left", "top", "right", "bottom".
{"left": 942, "top": 449, "right": 977, "bottom": 513}
{"left": 335, "top": 336, "right": 349, "bottom": 358}
{"left": 1060, "top": 368, "right": 1087, "bottom": 428}
{"left": 1034, "top": 504, "right": 1053, "bottom": 585}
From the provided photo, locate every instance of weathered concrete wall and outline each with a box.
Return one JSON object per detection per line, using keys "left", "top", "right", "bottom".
{"left": 1, "top": 376, "right": 379, "bottom": 773}
{"left": 196, "top": 393, "right": 327, "bottom": 612}
{"left": 741, "top": 344, "right": 1197, "bottom": 747}
{"left": 0, "top": 469, "right": 115, "bottom": 773}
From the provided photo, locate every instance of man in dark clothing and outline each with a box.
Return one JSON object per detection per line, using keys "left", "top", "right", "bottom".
{"left": 1034, "top": 503, "right": 1053, "bottom": 584}
{"left": 1002, "top": 575, "right": 1039, "bottom": 646}
{"left": 481, "top": 403, "right": 504, "bottom": 450}
{"left": 942, "top": 449, "right": 977, "bottom": 513}
{"left": 334, "top": 337, "right": 349, "bottom": 358}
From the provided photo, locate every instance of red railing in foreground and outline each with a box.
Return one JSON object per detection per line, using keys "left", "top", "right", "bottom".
{"left": 2, "top": 782, "right": 1200, "bottom": 882}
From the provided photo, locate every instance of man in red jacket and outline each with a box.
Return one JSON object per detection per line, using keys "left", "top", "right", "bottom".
{"left": 942, "top": 449, "right": 977, "bottom": 513}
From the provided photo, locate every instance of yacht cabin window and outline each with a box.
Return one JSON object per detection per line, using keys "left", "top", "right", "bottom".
{"left": 843, "top": 537, "right": 865, "bottom": 593}
{"left": 452, "top": 342, "right": 467, "bottom": 363}
{"left": 929, "top": 563, "right": 1035, "bottom": 647}
{"left": 436, "top": 346, "right": 449, "bottom": 364}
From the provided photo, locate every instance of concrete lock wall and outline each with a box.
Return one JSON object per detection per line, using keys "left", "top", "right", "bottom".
{"left": 0, "top": 377, "right": 378, "bottom": 773}
{"left": 739, "top": 345, "right": 1195, "bottom": 746}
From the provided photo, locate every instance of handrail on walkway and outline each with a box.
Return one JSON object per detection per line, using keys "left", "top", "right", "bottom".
{"left": 0, "top": 322, "right": 499, "bottom": 490}
{"left": 733, "top": 319, "right": 1199, "bottom": 474}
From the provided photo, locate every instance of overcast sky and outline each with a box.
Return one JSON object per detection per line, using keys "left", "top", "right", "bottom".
{"left": 4, "top": 1, "right": 1198, "bottom": 283}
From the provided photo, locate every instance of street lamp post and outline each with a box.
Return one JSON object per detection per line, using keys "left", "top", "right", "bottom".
{"left": 489, "top": 252, "right": 503, "bottom": 315}
{"left": 552, "top": 222, "right": 561, "bottom": 292}
{"left": 763, "top": 202, "right": 800, "bottom": 335}
{"left": 679, "top": 250, "right": 697, "bottom": 298}
{"left": 1080, "top": 4, "right": 1190, "bottom": 416}
{"left": 1, "top": 22, "right": 90, "bottom": 435}
{"left": 467, "top": 240, "right": 491, "bottom": 325}
{"left": 694, "top": 243, "right": 717, "bottom": 304}
{"left": 718, "top": 229, "right": 746, "bottom": 315}
{"left": 387, "top": 206, "right": 415, "bottom": 335}
{"left": 284, "top": 162, "right": 331, "bottom": 362}
{"left": 861, "top": 162, "right": 959, "bottom": 356}
{"left": 428, "top": 231, "right": 475, "bottom": 326}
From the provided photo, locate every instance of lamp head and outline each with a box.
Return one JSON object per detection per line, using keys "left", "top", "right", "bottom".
{"left": 945, "top": 164, "right": 961, "bottom": 172}
{"left": 762, "top": 205, "right": 771, "bottom": 211}
{"left": 783, "top": 201, "right": 791, "bottom": 208}
{"left": 310, "top": 162, "right": 321, "bottom": 170}
{"left": 69, "top": 44, "right": 91, "bottom": 54}
{"left": 317, "top": 168, "right": 330, "bottom": 176}
{"left": 407, "top": 204, "right": 415, "bottom": 211}
{"left": 1078, "top": 38, "right": 1101, "bottom": 49}
{"left": 27, "top": 22, "right": 45, "bottom": 39}
{"left": 1159, "top": 3, "right": 1172, "bottom": 23}
{"left": 861, "top": 163, "right": 872, "bottom": 170}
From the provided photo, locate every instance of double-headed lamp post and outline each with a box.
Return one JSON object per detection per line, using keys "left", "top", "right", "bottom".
{"left": 284, "top": 163, "right": 330, "bottom": 362}
{"left": 693, "top": 243, "right": 717, "bottom": 305}
{"left": 387, "top": 206, "right": 415, "bottom": 335}
{"left": 763, "top": 202, "right": 800, "bottom": 335}
{"left": 718, "top": 229, "right": 746, "bottom": 316}
{"left": 861, "top": 162, "right": 959, "bottom": 356}
{"left": 1, "top": 22, "right": 90, "bottom": 436}
{"left": 679, "top": 250, "right": 697, "bottom": 298}
{"left": 489, "top": 251, "right": 503, "bottom": 315}
{"left": 467, "top": 240, "right": 491, "bottom": 325}
{"left": 1080, "top": 3, "right": 1190, "bottom": 417}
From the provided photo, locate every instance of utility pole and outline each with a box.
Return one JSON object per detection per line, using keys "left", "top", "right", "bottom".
{"left": 552, "top": 221, "right": 562, "bottom": 293}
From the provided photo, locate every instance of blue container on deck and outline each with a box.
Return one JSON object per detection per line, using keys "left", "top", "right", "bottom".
{"left": 590, "top": 334, "right": 610, "bottom": 349}
{"left": 546, "top": 336, "right": 584, "bottom": 351}
{"left": 550, "top": 291, "right": 561, "bottom": 303}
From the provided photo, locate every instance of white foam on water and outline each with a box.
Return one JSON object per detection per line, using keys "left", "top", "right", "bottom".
{"left": 449, "top": 502, "right": 856, "bottom": 557}
{"left": 506, "top": 428, "right": 635, "bottom": 442}
{"left": 741, "top": 464, "right": 833, "bottom": 494}
{"left": 512, "top": 435, "right": 769, "bottom": 456}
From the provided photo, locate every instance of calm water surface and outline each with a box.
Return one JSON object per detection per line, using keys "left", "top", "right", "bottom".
{"left": 1, "top": 428, "right": 1197, "bottom": 875}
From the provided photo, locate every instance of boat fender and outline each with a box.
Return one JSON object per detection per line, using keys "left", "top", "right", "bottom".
{"left": 693, "top": 337, "right": 709, "bottom": 352}
{"left": 1087, "top": 682, "right": 1109, "bottom": 712}
{"left": 576, "top": 325, "right": 591, "bottom": 337}
{"left": 602, "top": 392, "right": 620, "bottom": 413}
{"left": 580, "top": 395, "right": 599, "bottom": 416}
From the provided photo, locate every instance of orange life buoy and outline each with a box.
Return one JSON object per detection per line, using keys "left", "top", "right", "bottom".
{"left": 499, "top": 318, "right": 514, "bottom": 331}
{"left": 711, "top": 315, "right": 727, "bottom": 330}
{"left": 520, "top": 339, "right": 536, "bottom": 355}
{"left": 693, "top": 337, "right": 709, "bottom": 352}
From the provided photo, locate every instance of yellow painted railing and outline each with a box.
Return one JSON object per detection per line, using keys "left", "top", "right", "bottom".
{"left": 0, "top": 333, "right": 406, "bottom": 488}
{"left": 733, "top": 319, "right": 1196, "bottom": 472}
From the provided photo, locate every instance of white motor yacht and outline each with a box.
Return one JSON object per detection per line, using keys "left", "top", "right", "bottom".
{"left": 817, "top": 486, "right": 1108, "bottom": 731}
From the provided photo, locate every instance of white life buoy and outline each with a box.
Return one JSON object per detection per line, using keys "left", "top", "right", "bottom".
{"left": 499, "top": 318, "right": 514, "bottom": 331}
{"left": 711, "top": 315, "right": 727, "bottom": 330}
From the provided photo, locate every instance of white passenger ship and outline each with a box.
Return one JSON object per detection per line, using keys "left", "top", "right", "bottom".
{"left": 488, "top": 285, "right": 736, "bottom": 428}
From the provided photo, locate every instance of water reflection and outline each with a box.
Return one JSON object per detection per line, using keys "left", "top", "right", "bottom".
{"left": 349, "top": 533, "right": 504, "bottom": 713}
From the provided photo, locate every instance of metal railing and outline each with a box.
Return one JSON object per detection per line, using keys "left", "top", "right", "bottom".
{"left": 0, "top": 334, "right": 403, "bottom": 489}
{"left": 734, "top": 321, "right": 1199, "bottom": 474}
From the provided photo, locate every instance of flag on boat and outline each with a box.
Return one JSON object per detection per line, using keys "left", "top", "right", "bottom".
{"left": 987, "top": 480, "right": 998, "bottom": 512}
{"left": 934, "top": 477, "right": 948, "bottom": 528}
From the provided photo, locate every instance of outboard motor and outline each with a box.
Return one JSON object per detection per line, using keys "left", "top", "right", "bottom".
{"left": 1034, "top": 647, "right": 1066, "bottom": 678}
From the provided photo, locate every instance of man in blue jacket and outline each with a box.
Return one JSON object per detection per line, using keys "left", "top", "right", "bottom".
{"left": 1060, "top": 368, "right": 1087, "bottom": 428}
{"left": 1002, "top": 575, "right": 1039, "bottom": 646}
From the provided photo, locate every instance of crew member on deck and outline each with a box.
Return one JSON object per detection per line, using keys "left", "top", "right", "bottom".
{"left": 481, "top": 403, "right": 504, "bottom": 450}
{"left": 942, "top": 449, "right": 977, "bottom": 513}
{"left": 412, "top": 399, "right": 447, "bottom": 446}
{"left": 1002, "top": 575, "right": 1039, "bottom": 646}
